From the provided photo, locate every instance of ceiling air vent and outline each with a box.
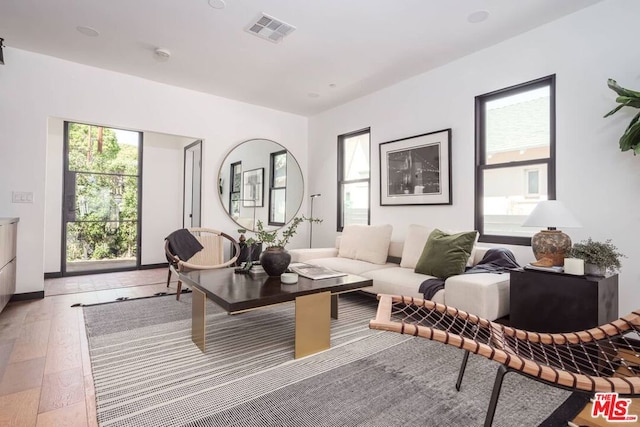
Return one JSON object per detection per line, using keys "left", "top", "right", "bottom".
{"left": 246, "top": 13, "right": 296, "bottom": 43}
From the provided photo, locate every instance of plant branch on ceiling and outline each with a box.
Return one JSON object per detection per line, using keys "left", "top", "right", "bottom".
{"left": 604, "top": 78, "right": 640, "bottom": 155}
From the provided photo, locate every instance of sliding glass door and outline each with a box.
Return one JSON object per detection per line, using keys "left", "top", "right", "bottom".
{"left": 62, "top": 122, "right": 142, "bottom": 274}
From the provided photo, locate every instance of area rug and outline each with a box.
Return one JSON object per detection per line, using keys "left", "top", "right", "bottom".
{"left": 83, "top": 293, "right": 576, "bottom": 427}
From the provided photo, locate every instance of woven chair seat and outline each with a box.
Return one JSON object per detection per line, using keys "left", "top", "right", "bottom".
{"left": 369, "top": 294, "right": 640, "bottom": 425}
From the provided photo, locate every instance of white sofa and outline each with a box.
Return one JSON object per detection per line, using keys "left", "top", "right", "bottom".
{"left": 288, "top": 224, "right": 511, "bottom": 321}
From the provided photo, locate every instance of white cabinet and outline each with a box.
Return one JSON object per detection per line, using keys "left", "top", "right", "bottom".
{"left": 0, "top": 218, "right": 18, "bottom": 313}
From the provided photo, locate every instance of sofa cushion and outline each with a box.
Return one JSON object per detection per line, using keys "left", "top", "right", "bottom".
{"left": 338, "top": 224, "right": 393, "bottom": 265}
{"left": 400, "top": 224, "right": 433, "bottom": 268}
{"left": 361, "top": 267, "right": 445, "bottom": 304}
{"left": 401, "top": 224, "right": 478, "bottom": 268}
{"left": 414, "top": 229, "right": 477, "bottom": 279}
{"left": 444, "top": 273, "right": 511, "bottom": 320}
{"left": 304, "top": 257, "right": 395, "bottom": 276}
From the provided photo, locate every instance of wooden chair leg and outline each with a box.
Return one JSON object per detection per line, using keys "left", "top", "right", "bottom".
{"left": 166, "top": 268, "right": 172, "bottom": 287}
{"left": 176, "top": 280, "right": 182, "bottom": 301}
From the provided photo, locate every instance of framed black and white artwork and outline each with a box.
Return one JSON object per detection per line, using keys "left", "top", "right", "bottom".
{"left": 379, "top": 129, "right": 452, "bottom": 206}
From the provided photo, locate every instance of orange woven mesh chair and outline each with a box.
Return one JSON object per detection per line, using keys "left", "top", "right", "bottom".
{"left": 369, "top": 294, "right": 640, "bottom": 426}
{"left": 165, "top": 228, "right": 240, "bottom": 300}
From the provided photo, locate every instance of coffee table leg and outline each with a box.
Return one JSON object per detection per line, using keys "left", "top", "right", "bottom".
{"left": 295, "top": 291, "right": 331, "bottom": 359}
{"left": 192, "top": 287, "right": 206, "bottom": 352}
{"left": 331, "top": 294, "right": 339, "bottom": 319}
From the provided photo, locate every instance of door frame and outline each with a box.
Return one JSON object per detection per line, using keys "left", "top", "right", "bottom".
{"left": 60, "top": 121, "right": 144, "bottom": 276}
{"left": 183, "top": 140, "right": 202, "bottom": 228}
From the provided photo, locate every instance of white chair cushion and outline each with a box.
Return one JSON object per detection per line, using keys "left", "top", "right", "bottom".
{"left": 338, "top": 224, "right": 393, "bottom": 265}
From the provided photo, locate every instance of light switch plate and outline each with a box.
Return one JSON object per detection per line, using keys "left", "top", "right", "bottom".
{"left": 12, "top": 191, "right": 34, "bottom": 203}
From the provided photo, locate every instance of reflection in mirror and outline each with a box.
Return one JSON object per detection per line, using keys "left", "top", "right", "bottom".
{"left": 219, "top": 139, "right": 303, "bottom": 232}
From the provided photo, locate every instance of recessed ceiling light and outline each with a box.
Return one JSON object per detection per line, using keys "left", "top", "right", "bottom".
{"left": 467, "top": 10, "right": 489, "bottom": 24}
{"left": 308, "top": 93, "right": 320, "bottom": 98}
{"left": 208, "top": 0, "right": 226, "bottom": 9}
{"left": 76, "top": 26, "right": 99, "bottom": 37}
{"left": 154, "top": 48, "right": 171, "bottom": 61}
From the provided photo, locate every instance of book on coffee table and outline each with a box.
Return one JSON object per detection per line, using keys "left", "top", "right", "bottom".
{"left": 288, "top": 263, "right": 347, "bottom": 280}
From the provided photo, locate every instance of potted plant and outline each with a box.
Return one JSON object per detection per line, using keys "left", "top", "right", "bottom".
{"left": 245, "top": 216, "right": 321, "bottom": 276}
{"left": 604, "top": 79, "right": 640, "bottom": 155}
{"left": 566, "top": 238, "right": 625, "bottom": 276}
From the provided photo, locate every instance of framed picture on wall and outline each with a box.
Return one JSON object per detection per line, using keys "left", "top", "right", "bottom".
{"left": 379, "top": 128, "right": 452, "bottom": 206}
{"left": 243, "top": 168, "right": 264, "bottom": 207}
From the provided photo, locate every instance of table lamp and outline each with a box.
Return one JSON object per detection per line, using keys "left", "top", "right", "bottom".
{"left": 522, "top": 200, "right": 581, "bottom": 266}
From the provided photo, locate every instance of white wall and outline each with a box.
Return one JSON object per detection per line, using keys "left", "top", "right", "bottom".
{"left": 141, "top": 132, "right": 195, "bottom": 265}
{"left": 0, "top": 49, "right": 308, "bottom": 294}
{"left": 308, "top": 0, "right": 640, "bottom": 314}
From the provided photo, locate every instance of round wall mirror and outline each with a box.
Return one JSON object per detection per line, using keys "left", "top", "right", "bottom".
{"left": 218, "top": 139, "right": 303, "bottom": 232}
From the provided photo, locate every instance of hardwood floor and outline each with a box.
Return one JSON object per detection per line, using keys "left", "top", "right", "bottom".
{"left": 0, "top": 268, "right": 637, "bottom": 426}
{"left": 0, "top": 270, "right": 175, "bottom": 427}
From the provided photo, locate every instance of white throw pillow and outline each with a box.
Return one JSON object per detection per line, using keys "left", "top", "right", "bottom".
{"left": 338, "top": 224, "right": 393, "bottom": 265}
{"left": 400, "top": 224, "right": 479, "bottom": 268}
{"left": 400, "top": 224, "right": 433, "bottom": 269}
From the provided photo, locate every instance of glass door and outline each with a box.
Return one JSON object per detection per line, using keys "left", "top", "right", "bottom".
{"left": 62, "top": 122, "right": 142, "bottom": 274}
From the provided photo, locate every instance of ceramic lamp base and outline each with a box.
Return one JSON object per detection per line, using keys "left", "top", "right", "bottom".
{"left": 531, "top": 229, "right": 571, "bottom": 266}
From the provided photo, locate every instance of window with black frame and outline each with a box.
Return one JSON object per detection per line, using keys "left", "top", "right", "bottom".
{"left": 475, "top": 75, "right": 556, "bottom": 245}
{"left": 268, "top": 150, "right": 287, "bottom": 226}
{"left": 337, "top": 128, "right": 370, "bottom": 231}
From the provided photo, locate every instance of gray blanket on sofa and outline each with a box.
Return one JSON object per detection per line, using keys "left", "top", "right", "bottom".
{"left": 419, "top": 248, "right": 520, "bottom": 300}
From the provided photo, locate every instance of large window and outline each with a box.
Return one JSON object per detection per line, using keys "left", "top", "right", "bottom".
{"left": 63, "top": 122, "right": 142, "bottom": 274}
{"left": 475, "top": 75, "right": 556, "bottom": 245}
{"left": 338, "top": 129, "right": 370, "bottom": 231}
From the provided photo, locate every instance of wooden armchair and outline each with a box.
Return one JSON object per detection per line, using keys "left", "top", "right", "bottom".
{"left": 370, "top": 294, "right": 640, "bottom": 426}
{"left": 165, "top": 228, "right": 240, "bottom": 300}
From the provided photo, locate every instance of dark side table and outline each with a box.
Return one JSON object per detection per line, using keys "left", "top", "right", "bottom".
{"left": 510, "top": 268, "right": 618, "bottom": 333}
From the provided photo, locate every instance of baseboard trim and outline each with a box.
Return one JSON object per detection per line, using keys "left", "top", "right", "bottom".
{"left": 43, "top": 263, "right": 168, "bottom": 279}
{"left": 140, "top": 263, "right": 168, "bottom": 270}
{"left": 10, "top": 291, "right": 45, "bottom": 302}
{"left": 44, "top": 272, "right": 62, "bottom": 279}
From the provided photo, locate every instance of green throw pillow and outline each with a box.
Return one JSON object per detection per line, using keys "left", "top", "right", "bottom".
{"left": 414, "top": 229, "right": 477, "bottom": 279}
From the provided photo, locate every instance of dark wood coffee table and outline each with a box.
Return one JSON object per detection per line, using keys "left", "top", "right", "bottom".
{"left": 178, "top": 268, "right": 373, "bottom": 358}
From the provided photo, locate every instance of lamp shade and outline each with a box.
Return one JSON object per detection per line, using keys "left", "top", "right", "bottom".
{"left": 523, "top": 200, "right": 581, "bottom": 267}
{"left": 522, "top": 200, "right": 581, "bottom": 229}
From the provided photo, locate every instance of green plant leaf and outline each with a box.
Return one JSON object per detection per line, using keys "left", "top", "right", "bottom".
{"left": 626, "top": 110, "right": 640, "bottom": 131}
{"left": 607, "top": 79, "right": 640, "bottom": 98}
{"left": 615, "top": 96, "right": 640, "bottom": 109}
{"left": 604, "top": 103, "right": 626, "bottom": 118}
{"left": 619, "top": 118, "right": 640, "bottom": 152}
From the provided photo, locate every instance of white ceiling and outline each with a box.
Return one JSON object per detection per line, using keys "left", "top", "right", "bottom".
{"left": 0, "top": 0, "right": 601, "bottom": 116}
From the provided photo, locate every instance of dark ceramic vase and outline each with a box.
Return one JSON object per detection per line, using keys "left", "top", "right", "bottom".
{"left": 260, "top": 247, "right": 291, "bottom": 277}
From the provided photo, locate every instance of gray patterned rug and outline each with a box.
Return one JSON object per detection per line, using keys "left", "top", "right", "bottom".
{"left": 83, "top": 293, "right": 574, "bottom": 427}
